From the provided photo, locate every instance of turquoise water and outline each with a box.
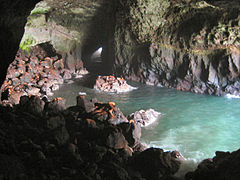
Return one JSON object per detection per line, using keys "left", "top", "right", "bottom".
{"left": 53, "top": 79, "right": 240, "bottom": 162}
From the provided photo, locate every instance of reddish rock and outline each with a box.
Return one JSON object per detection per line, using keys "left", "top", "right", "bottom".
{"left": 53, "top": 59, "right": 64, "bottom": 70}
{"left": 62, "top": 69, "right": 72, "bottom": 80}
{"left": 94, "top": 75, "right": 136, "bottom": 93}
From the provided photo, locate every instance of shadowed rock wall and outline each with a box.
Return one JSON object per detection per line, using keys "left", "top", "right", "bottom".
{"left": 113, "top": 0, "right": 240, "bottom": 96}
{"left": 20, "top": 0, "right": 118, "bottom": 74}
{"left": 0, "top": 0, "right": 41, "bottom": 90}
{"left": 1, "top": 0, "right": 240, "bottom": 97}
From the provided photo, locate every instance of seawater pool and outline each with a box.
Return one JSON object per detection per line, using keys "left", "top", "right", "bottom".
{"left": 53, "top": 78, "right": 240, "bottom": 164}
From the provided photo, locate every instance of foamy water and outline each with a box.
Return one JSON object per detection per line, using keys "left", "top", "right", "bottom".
{"left": 53, "top": 80, "right": 240, "bottom": 169}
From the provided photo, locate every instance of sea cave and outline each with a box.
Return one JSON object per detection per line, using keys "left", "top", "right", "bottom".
{"left": 0, "top": 0, "right": 240, "bottom": 179}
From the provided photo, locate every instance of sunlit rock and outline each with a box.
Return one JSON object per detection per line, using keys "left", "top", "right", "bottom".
{"left": 94, "top": 75, "right": 137, "bottom": 93}
{"left": 128, "top": 108, "right": 161, "bottom": 127}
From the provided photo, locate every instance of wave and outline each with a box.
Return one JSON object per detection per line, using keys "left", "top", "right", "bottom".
{"left": 225, "top": 94, "right": 240, "bottom": 99}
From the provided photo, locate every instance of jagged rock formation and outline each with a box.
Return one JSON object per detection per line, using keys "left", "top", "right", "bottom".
{"left": 0, "top": 0, "right": 41, "bottom": 90}
{"left": 2, "top": 0, "right": 240, "bottom": 97}
{"left": 19, "top": 0, "right": 118, "bottom": 73}
{"left": 94, "top": 75, "right": 136, "bottom": 93}
{"left": 1, "top": 0, "right": 240, "bottom": 179}
{"left": 1, "top": 44, "right": 88, "bottom": 104}
{"left": 186, "top": 150, "right": 240, "bottom": 180}
{"left": 113, "top": 0, "right": 240, "bottom": 96}
{"left": 0, "top": 95, "right": 182, "bottom": 179}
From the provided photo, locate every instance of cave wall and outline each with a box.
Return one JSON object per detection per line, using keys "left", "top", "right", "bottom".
{"left": 113, "top": 0, "right": 240, "bottom": 96}
{"left": 0, "top": 0, "right": 41, "bottom": 89}
{"left": 1, "top": 0, "right": 240, "bottom": 97}
{"left": 20, "top": 0, "right": 118, "bottom": 73}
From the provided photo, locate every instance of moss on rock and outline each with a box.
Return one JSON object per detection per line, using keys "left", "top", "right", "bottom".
{"left": 19, "top": 35, "right": 37, "bottom": 52}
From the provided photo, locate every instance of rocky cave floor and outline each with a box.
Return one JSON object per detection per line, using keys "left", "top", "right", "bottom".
{"left": 1, "top": 43, "right": 88, "bottom": 104}
{"left": 1, "top": 44, "right": 240, "bottom": 179}
{"left": 1, "top": 92, "right": 240, "bottom": 180}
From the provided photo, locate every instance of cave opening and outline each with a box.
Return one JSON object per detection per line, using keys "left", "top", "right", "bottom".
{"left": 0, "top": 0, "right": 117, "bottom": 104}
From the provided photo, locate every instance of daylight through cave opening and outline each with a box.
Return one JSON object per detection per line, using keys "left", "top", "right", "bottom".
{"left": 0, "top": 0, "right": 117, "bottom": 104}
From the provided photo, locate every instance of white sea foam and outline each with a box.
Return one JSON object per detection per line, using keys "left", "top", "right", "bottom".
{"left": 141, "top": 141, "right": 200, "bottom": 178}
{"left": 174, "top": 158, "right": 199, "bottom": 178}
{"left": 115, "top": 85, "right": 138, "bottom": 93}
{"left": 78, "top": 92, "right": 87, "bottom": 96}
{"left": 225, "top": 93, "right": 240, "bottom": 99}
{"left": 142, "top": 141, "right": 201, "bottom": 178}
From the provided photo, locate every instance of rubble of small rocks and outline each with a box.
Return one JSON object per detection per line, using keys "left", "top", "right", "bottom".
{"left": 94, "top": 75, "right": 137, "bottom": 93}
{"left": 1, "top": 44, "right": 88, "bottom": 104}
{"left": 128, "top": 108, "right": 161, "bottom": 127}
{"left": 0, "top": 95, "right": 182, "bottom": 180}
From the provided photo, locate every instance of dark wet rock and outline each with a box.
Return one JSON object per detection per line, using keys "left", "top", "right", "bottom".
{"left": 77, "top": 95, "right": 95, "bottom": 113}
{"left": 46, "top": 115, "right": 65, "bottom": 130}
{"left": 118, "top": 122, "right": 141, "bottom": 148}
{"left": 45, "top": 97, "right": 66, "bottom": 115}
{"left": 105, "top": 126, "right": 128, "bottom": 150}
{"left": 44, "top": 126, "right": 70, "bottom": 146}
{"left": 0, "top": 95, "right": 183, "bottom": 179}
{"left": 0, "top": 154, "right": 26, "bottom": 180}
{"left": 19, "top": 95, "right": 45, "bottom": 116}
{"left": 186, "top": 149, "right": 240, "bottom": 180}
{"left": 130, "top": 148, "right": 181, "bottom": 179}
{"left": 101, "top": 162, "right": 130, "bottom": 180}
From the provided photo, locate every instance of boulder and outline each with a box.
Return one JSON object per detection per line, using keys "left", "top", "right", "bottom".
{"left": 130, "top": 148, "right": 181, "bottom": 179}
{"left": 46, "top": 115, "right": 65, "bottom": 130}
{"left": 0, "top": 154, "right": 25, "bottom": 180}
{"left": 19, "top": 95, "right": 45, "bottom": 116}
{"left": 105, "top": 127, "right": 128, "bottom": 150}
{"left": 91, "top": 102, "right": 128, "bottom": 124}
{"left": 94, "top": 76, "right": 136, "bottom": 93}
{"left": 45, "top": 97, "right": 66, "bottom": 115}
{"left": 118, "top": 122, "right": 141, "bottom": 148}
{"left": 185, "top": 149, "right": 240, "bottom": 180}
{"left": 76, "top": 95, "right": 95, "bottom": 113}
{"left": 128, "top": 108, "right": 161, "bottom": 127}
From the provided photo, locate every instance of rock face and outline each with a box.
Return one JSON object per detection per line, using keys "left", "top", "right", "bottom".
{"left": 0, "top": 95, "right": 181, "bottom": 179}
{"left": 113, "top": 0, "right": 240, "bottom": 96}
{"left": 186, "top": 150, "right": 240, "bottom": 180}
{"left": 130, "top": 148, "right": 181, "bottom": 179}
{"left": 20, "top": 0, "right": 118, "bottom": 73}
{"left": 0, "top": 0, "right": 41, "bottom": 89}
{"left": 1, "top": 0, "right": 240, "bottom": 98}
